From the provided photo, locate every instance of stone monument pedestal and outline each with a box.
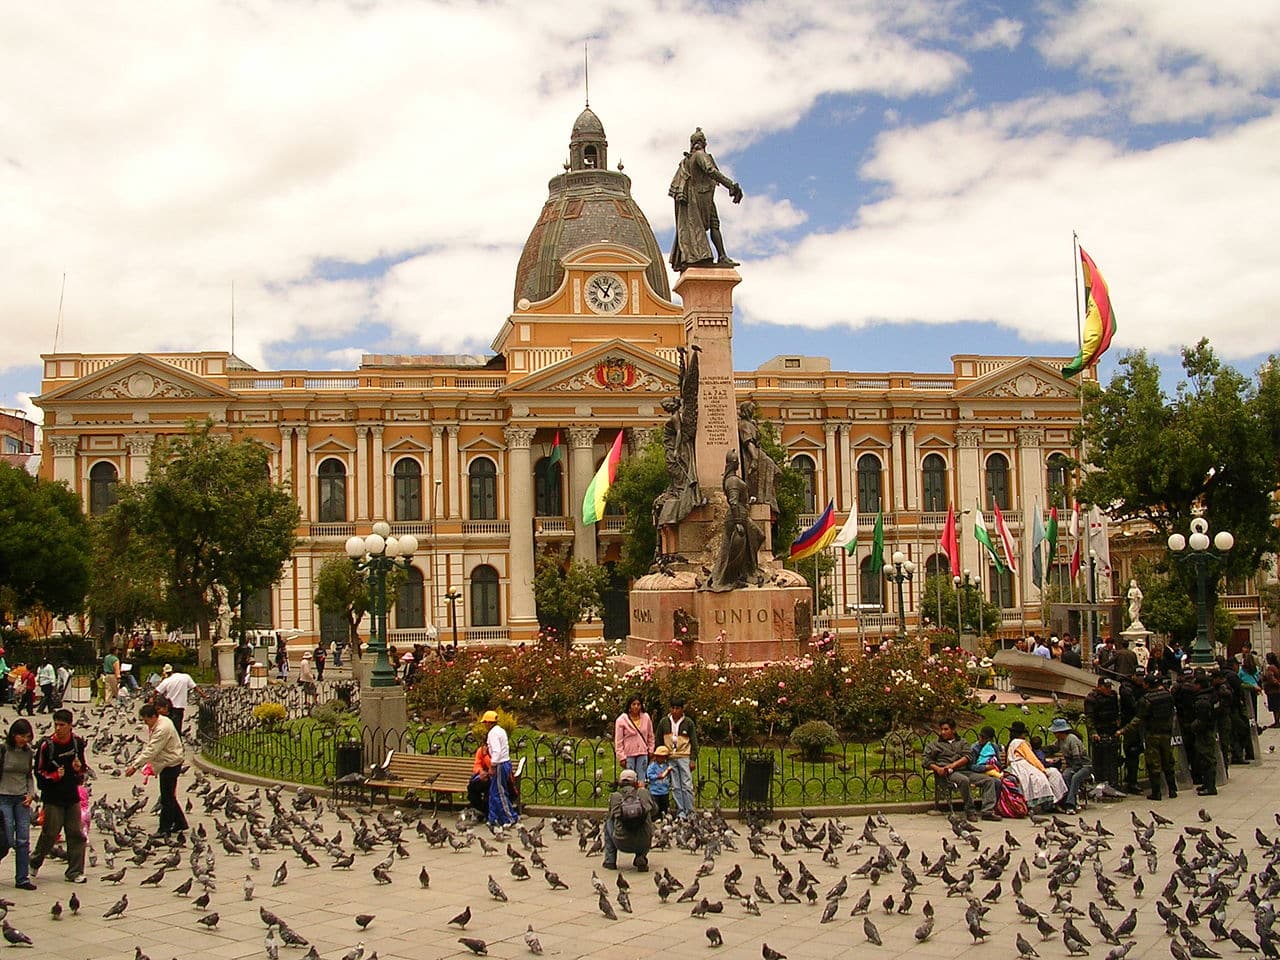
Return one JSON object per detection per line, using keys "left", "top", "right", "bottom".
{"left": 359, "top": 684, "right": 408, "bottom": 736}
{"left": 626, "top": 569, "right": 811, "bottom": 664}
{"left": 214, "top": 639, "right": 238, "bottom": 686}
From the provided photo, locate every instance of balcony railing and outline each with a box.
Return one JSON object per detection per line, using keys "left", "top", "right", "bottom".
{"left": 465, "top": 627, "right": 510, "bottom": 643}
{"left": 599, "top": 516, "right": 626, "bottom": 534}
{"left": 534, "top": 517, "right": 574, "bottom": 536}
{"left": 390, "top": 521, "right": 434, "bottom": 537}
{"left": 308, "top": 523, "right": 356, "bottom": 538}
{"left": 461, "top": 520, "right": 510, "bottom": 536}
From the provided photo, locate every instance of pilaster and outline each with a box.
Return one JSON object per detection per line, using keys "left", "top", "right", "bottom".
{"left": 823, "top": 423, "right": 839, "bottom": 509}
{"left": 504, "top": 424, "right": 538, "bottom": 628}
{"left": 355, "top": 425, "right": 370, "bottom": 521}
{"left": 955, "top": 427, "right": 982, "bottom": 576}
{"left": 904, "top": 424, "right": 918, "bottom": 511}
{"left": 889, "top": 424, "right": 906, "bottom": 513}
{"left": 50, "top": 436, "right": 78, "bottom": 487}
{"left": 126, "top": 434, "right": 155, "bottom": 484}
{"left": 371, "top": 426, "right": 385, "bottom": 521}
{"left": 295, "top": 426, "right": 310, "bottom": 520}
{"left": 837, "top": 423, "right": 853, "bottom": 512}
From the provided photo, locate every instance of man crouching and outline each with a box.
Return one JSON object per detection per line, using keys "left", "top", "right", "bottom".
{"left": 603, "top": 769, "right": 656, "bottom": 871}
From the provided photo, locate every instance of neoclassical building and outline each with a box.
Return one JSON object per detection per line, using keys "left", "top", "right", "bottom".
{"left": 38, "top": 107, "right": 1263, "bottom": 653}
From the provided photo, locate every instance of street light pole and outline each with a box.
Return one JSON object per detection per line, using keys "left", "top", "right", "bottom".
{"left": 1088, "top": 549, "right": 1098, "bottom": 652}
{"left": 953, "top": 573, "right": 963, "bottom": 637}
{"left": 1168, "top": 518, "right": 1234, "bottom": 666}
{"left": 345, "top": 522, "right": 418, "bottom": 688}
{"left": 445, "top": 589, "right": 462, "bottom": 650}
{"left": 882, "top": 550, "right": 916, "bottom": 639}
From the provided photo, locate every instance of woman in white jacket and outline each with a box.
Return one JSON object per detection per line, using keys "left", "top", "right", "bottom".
{"left": 1005, "top": 721, "right": 1067, "bottom": 810}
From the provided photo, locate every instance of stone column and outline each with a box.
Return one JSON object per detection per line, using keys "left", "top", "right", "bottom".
{"left": 569, "top": 426, "right": 599, "bottom": 565}
{"left": 838, "top": 423, "right": 853, "bottom": 512}
{"left": 278, "top": 426, "right": 294, "bottom": 489}
{"left": 1017, "top": 427, "right": 1045, "bottom": 602}
{"left": 50, "top": 436, "right": 78, "bottom": 487}
{"left": 126, "top": 434, "right": 154, "bottom": 483}
{"left": 355, "top": 425, "right": 370, "bottom": 521}
{"left": 956, "top": 427, "right": 982, "bottom": 576}
{"left": 504, "top": 424, "right": 538, "bottom": 629}
{"left": 430, "top": 426, "right": 444, "bottom": 501}
{"left": 904, "top": 424, "right": 919, "bottom": 511}
{"left": 295, "top": 426, "right": 310, "bottom": 520}
{"left": 889, "top": 424, "right": 905, "bottom": 512}
{"left": 447, "top": 425, "right": 461, "bottom": 519}
{"left": 371, "top": 426, "right": 385, "bottom": 521}
{"left": 675, "top": 267, "right": 742, "bottom": 496}
{"left": 823, "top": 423, "right": 840, "bottom": 509}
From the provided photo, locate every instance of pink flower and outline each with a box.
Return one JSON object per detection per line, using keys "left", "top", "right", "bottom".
{"left": 778, "top": 696, "right": 788, "bottom": 705}
{"left": 883, "top": 686, "right": 891, "bottom": 693}
{"left": 778, "top": 681, "right": 786, "bottom": 689}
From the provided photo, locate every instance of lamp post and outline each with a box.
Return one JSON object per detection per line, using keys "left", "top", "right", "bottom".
{"left": 882, "top": 550, "right": 916, "bottom": 638}
{"left": 953, "top": 569, "right": 984, "bottom": 637}
{"left": 445, "top": 588, "right": 462, "bottom": 650}
{"left": 345, "top": 522, "right": 418, "bottom": 688}
{"left": 1168, "top": 517, "right": 1234, "bottom": 666}
{"left": 953, "top": 573, "right": 963, "bottom": 637}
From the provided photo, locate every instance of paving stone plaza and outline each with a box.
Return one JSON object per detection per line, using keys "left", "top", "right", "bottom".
{"left": 5, "top": 696, "right": 1279, "bottom": 960}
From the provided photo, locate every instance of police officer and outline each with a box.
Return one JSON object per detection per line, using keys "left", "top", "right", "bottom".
{"left": 1121, "top": 673, "right": 1178, "bottom": 801}
{"left": 1174, "top": 668, "right": 1201, "bottom": 785}
{"left": 1190, "top": 671, "right": 1220, "bottom": 796}
{"left": 1118, "top": 672, "right": 1145, "bottom": 793}
{"left": 1084, "top": 676, "right": 1121, "bottom": 788}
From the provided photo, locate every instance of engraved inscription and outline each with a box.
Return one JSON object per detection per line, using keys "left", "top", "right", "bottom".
{"left": 700, "top": 375, "right": 733, "bottom": 447}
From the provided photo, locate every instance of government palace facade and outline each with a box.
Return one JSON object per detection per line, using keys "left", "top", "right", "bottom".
{"left": 33, "top": 108, "right": 1270, "bottom": 654}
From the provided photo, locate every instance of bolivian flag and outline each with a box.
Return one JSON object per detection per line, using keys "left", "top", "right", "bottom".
{"left": 1063, "top": 245, "right": 1117, "bottom": 378}
{"left": 582, "top": 431, "right": 624, "bottom": 525}
{"left": 790, "top": 500, "right": 837, "bottom": 562}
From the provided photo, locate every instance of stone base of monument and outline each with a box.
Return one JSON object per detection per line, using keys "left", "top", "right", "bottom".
{"left": 359, "top": 684, "right": 408, "bottom": 736}
{"left": 626, "top": 569, "right": 812, "bottom": 664}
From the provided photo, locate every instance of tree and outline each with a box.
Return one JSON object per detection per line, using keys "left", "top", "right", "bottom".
{"left": 85, "top": 509, "right": 167, "bottom": 640}
{"left": 0, "top": 462, "right": 91, "bottom": 621}
{"left": 921, "top": 574, "right": 1001, "bottom": 637}
{"left": 312, "top": 553, "right": 405, "bottom": 651}
{"left": 606, "top": 430, "right": 668, "bottom": 581}
{"left": 759, "top": 421, "right": 804, "bottom": 559}
{"left": 1132, "top": 557, "right": 1236, "bottom": 647}
{"left": 114, "top": 421, "right": 300, "bottom": 665}
{"left": 532, "top": 545, "right": 609, "bottom": 645}
{"left": 1079, "top": 341, "right": 1280, "bottom": 633}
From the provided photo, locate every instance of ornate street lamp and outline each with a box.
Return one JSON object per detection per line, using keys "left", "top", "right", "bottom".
{"left": 1168, "top": 517, "right": 1234, "bottom": 666}
{"left": 346, "top": 521, "right": 418, "bottom": 688}
{"left": 445, "top": 588, "right": 462, "bottom": 649}
{"left": 953, "top": 569, "right": 984, "bottom": 638}
{"left": 883, "top": 550, "right": 916, "bottom": 638}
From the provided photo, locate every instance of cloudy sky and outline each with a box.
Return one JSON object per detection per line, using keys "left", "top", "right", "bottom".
{"left": 4, "top": 0, "right": 1280, "bottom": 423}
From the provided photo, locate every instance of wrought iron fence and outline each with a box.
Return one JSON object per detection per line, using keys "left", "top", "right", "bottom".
{"left": 198, "top": 686, "right": 1066, "bottom": 808}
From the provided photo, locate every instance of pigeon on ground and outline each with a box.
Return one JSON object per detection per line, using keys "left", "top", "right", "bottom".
{"left": 419, "top": 867, "right": 430, "bottom": 888}
{"left": 355, "top": 914, "right": 374, "bottom": 930}
{"left": 104, "top": 895, "right": 129, "bottom": 920}
{"left": 488, "top": 875, "right": 508, "bottom": 902}
{"left": 915, "top": 919, "right": 934, "bottom": 942}
{"left": 762, "top": 945, "right": 787, "bottom": 960}
{"left": 448, "top": 907, "right": 471, "bottom": 929}
{"left": 1018, "top": 933, "right": 1041, "bottom": 958}
{"left": 273, "top": 862, "right": 288, "bottom": 887}
{"left": 864, "top": 917, "right": 882, "bottom": 946}
{"left": 706, "top": 927, "right": 723, "bottom": 947}
{"left": 458, "top": 938, "right": 488, "bottom": 955}
{"left": 524, "top": 925, "right": 543, "bottom": 955}
{"left": 197, "top": 912, "right": 220, "bottom": 929}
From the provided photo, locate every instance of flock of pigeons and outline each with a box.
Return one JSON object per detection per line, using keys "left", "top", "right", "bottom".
{"left": 1, "top": 700, "right": 1278, "bottom": 960}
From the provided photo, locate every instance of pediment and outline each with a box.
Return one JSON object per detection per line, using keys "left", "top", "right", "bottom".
{"left": 500, "top": 339, "right": 678, "bottom": 397}
{"left": 40, "top": 356, "right": 235, "bottom": 403}
{"left": 786, "top": 433, "right": 824, "bottom": 452}
{"left": 848, "top": 432, "right": 891, "bottom": 449}
{"left": 955, "top": 358, "right": 1076, "bottom": 401}
{"left": 459, "top": 435, "right": 505, "bottom": 453}
{"left": 383, "top": 436, "right": 431, "bottom": 453}
{"left": 309, "top": 435, "right": 357, "bottom": 454}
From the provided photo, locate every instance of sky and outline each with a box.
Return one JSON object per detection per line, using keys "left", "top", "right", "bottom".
{"left": 4, "top": 0, "right": 1280, "bottom": 427}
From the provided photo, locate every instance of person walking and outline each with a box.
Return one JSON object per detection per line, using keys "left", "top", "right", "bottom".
{"left": 29, "top": 709, "right": 89, "bottom": 883}
{"left": 101, "top": 646, "right": 121, "bottom": 703}
{"left": 125, "top": 703, "right": 188, "bottom": 838}
{"left": 153, "top": 665, "right": 199, "bottom": 739}
{"left": 0, "top": 718, "right": 38, "bottom": 890}
{"left": 313, "top": 644, "right": 327, "bottom": 682}
{"left": 34, "top": 659, "right": 56, "bottom": 714}
{"left": 655, "top": 698, "right": 697, "bottom": 818}
{"left": 1262, "top": 652, "right": 1280, "bottom": 728}
{"left": 614, "top": 696, "right": 654, "bottom": 783}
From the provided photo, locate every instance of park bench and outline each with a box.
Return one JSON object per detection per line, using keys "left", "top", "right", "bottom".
{"left": 365, "top": 750, "right": 524, "bottom": 810}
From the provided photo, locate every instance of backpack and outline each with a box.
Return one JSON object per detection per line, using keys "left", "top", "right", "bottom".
{"left": 617, "top": 788, "right": 646, "bottom": 826}
{"left": 996, "top": 773, "right": 1028, "bottom": 819}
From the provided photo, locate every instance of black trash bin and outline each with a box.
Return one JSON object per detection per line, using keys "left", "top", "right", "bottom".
{"left": 740, "top": 753, "right": 775, "bottom": 821}
{"left": 335, "top": 741, "right": 364, "bottom": 780}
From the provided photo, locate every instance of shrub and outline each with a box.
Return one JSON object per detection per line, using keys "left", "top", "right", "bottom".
{"left": 150, "top": 641, "right": 195, "bottom": 665}
{"left": 310, "top": 700, "right": 347, "bottom": 730}
{"left": 790, "top": 720, "right": 840, "bottom": 761}
{"left": 252, "top": 701, "right": 287, "bottom": 730}
{"left": 470, "top": 707, "right": 518, "bottom": 740}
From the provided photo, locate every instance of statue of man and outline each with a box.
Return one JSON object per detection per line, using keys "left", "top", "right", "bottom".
{"left": 669, "top": 127, "right": 744, "bottom": 271}
{"left": 736, "top": 400, "right": 779, "bottom": 515}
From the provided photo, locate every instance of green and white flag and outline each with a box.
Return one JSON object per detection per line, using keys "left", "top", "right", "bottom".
{"left": 868, "top": 510, "right": 885, "bottom": 572}
{"left": 973, "top": 507, "right": 1005, "bottom": 574}
{"left": 832, "top": 499, "right": 859, "bottom": 554}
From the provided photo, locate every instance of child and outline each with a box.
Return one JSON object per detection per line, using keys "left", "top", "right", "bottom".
{"left": 645, "top": 746, "right": 673, "bottom": 818}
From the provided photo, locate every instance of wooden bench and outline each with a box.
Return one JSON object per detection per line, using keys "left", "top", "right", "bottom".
{"left": 365, "top": 750, "right": 524, "bottom": 810}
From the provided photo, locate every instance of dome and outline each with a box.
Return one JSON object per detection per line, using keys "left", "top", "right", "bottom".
{"left": 513, "top": 110, "right": 670, "bottom": 308}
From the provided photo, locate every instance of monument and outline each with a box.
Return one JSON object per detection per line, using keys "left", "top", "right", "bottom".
{"left": 627, "top": 129, "right": 810, "bottom": 664}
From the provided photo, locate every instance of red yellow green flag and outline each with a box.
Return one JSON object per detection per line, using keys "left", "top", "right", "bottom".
{"left": 547, "top": 430, "right": 563, "bottom": 471}
{"left": 1064, "top": 245, "right": 1117, "bottom": 378}
{"left": 582, "top": 431, "right": 624, "bottom": 525}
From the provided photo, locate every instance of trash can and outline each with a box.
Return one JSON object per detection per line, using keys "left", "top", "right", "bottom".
{"left": 249, "top": 663, "right": 268, "bottom": 690}
{"left": 67, "top": 674, "right": 91, "bottom": 704}
{"left": 335, "top": 741, "right": 364, "bottom": 780}
{"left": 740, "top": 753, "right": 775, "bottom": 820}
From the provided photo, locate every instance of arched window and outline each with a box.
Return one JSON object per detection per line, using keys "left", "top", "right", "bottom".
{"left": 922, "top": 453, "right": 947, "bottom": 512}
{"left": 317, "top": 458, "right": 347, "bottom": 522}
{"left": 241, "top": 586, "right": 273, "bottom": 630}
{"left": 859, "top": 554, "right": 883, "bottom": 608}
{"left": 395, "top": 566, "right": 425, "bottom": 629}
{"left": 318, "top": 607, "right": 347, "bottom": 649}
{"left": 791, "top": 454, "right": 817, "bottom": 513}
{"left": 925, "top": 553, "right": 950, "bottom": 580}
{"left": 1046, "top": 453, "right": 1071, "bottom": 512}
{"left": 856, "top": 454, "right": 882, "bottom": 514}
{"left": 393, "top": 458, "right": 422, "bottom": 521}
{"left": 985, "top": 453, "right": 1010, "bottom": 510}
{"left": 534, "top": 455, "right": 562, "bottom": 517}
{"left": 989, "top": 563, "right": 1014, "bottom": 609}
{"left": 468, "top": 457, "right": 497, "bottom": 520}
{"left": 470, "top": 565, "right": 500, "bottom": 627}
{"left": 89, "top": 461, "right": 118, "bottom": 516}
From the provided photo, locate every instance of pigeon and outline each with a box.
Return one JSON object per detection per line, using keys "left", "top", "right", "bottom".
{"left": 524, "top": 924, "right": 543, "bottom": 955}
{"left": 448, "top": 907, "right": 472, "bottom": 929}
{"left": 50, "top": 900, "right": 63, "bottom": 921}
{"left": 488, "top": 875, "right": 508, "bottom": 902}
{"left": 1, "top": 922, "right": 31, "bottom": 947}
{"left": 458, "top": 939, "right": 488, "bottom": 956}
{"left": 545, "top": 871, "right": 569, "bottom": 890}
{"left": 102, "top": 867, "right": 127, "bottom": 884}
{"left": 339, "top": 943, "right": 364, "bottom": 960}
{"left": 193, "top": 891, "right": 211, "bottom": 910}
{"left": 243, "top": 875, "right": 255, "bottom": 901}
{"left": 69, "top": 892, "right": 79, "bottom": 915}
{"left": 598, "top": 891, "right": 618, "bottom": 920}
{"left": 355, "top": 914, "right": 375, "bottom": 930}
{"left": 273, "top": 862, "right": 288, "bottom": 887}
{"left": 1018, "top": 933, "right": 1041, "bottom": 958}
{"left": 706, "top": 927, "right": 723, "bottom": 947}
{"left": 264, "top": 927, "right": 281, "bottom": 960}
{"left": 104, "top": 895, "right": 129, "bottom": 919}
{"left": 762, "top": 945, "right": 787, "bottom": 960}
{"left": 197, "top": 912, "right": 220, "bottom": 929}
{"left": 419, "top": 867, "right": 430, "bottom": 888}
{"left": 914, "top": 918, "right": 934, "bottom": 942}
{"left": 864, "top": 917, "right": 883, "bottom": 946}
{"left": 173, "top": 877, "right": 193, "bottom": 897}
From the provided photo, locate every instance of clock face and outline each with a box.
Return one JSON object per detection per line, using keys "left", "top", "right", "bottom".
{"left": 584, "top": 272, "right": 628, "bottom": 315}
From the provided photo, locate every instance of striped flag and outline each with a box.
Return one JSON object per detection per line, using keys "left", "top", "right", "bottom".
{"left": 993, "top": 502, "right": 1019, "bottom": 576}
{"left": 1069, "top": 502, "right": 1082, "bottom": 582}
{"left": 581, "top": 431, "right": 624, "bottom": 525}
{"left": 547, "top": 430, "right": 563, "bottom": 471}
{"left": 1064, "top": 245, "right": 1118, "bottom": 378}
{"left": 974, "top": 507, "right": 1005, "bottom": 574}
{"left": 1031, "top": 500, "right": 1046, "bottom": 588}
{"left": 790, "top": 500, "right": 838, "bottom": 562}
{"left": 832, "top": 498, "right": 859, "bottom": 554}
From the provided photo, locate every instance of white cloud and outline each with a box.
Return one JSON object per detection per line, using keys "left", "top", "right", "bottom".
{"left": 969, "top": 17, "right": 1024, "bottom": 51}
{"left": 0, "top": 0, "right": 967, "bottom": 378}
{"left": 738, "top": 102, "right": 1280, "bottom": 359}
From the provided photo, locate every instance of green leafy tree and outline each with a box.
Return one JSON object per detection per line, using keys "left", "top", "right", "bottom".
{"left": 921, "top": 574, "right": 1001, "bottom": 636}
{"left": 85, "top": 509, "right": 167, "bottom": 639}
{"left": 113, "top": 421, "right": 300, "bottom": 665}
{"left": 532, "top": 545, "right": 609, "bottom": 645}
{"left": 605, "top": 430, "right": 668, "bottom": 581}
{"left": 313, "top": 553, "right": 405, "bottom": 652}
{"left": 759, "top": 421, "right": 804, "bottom": 558}
{"left": 1133, "top": 557, "right": 1236, "bottom": 647}
{"left": 1078, "top": 341, "right": 1280, "bottom": 633}
{"left": 0, "top": 462, "right": 91, "bottom": 620}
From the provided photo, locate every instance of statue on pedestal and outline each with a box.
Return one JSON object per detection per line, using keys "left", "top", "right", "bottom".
{"left": 655, "top": 346, "right": 703, "bottom": 556}
{"left": 706, "top": 450, "right": 765, "bottom": 592}
{"left": 1126, "top": 579, "right": 1144, "bottom": 628}
{"left": 668, "top": 127, "right": 744, "bottom": 271}
{"left": 737, "top": 400, "right": 779, "bottom": 516}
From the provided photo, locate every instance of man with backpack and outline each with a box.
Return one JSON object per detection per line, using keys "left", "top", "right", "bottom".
{"left": 29, "top": 709, "right": 89, "bottom": 883}
{"left": 602, "top": 769, "right": 656, "bottom": 871}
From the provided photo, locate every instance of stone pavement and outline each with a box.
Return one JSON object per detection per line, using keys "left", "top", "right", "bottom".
{"left": 3, "top": 696, "right": 1278, "bottom": 960}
